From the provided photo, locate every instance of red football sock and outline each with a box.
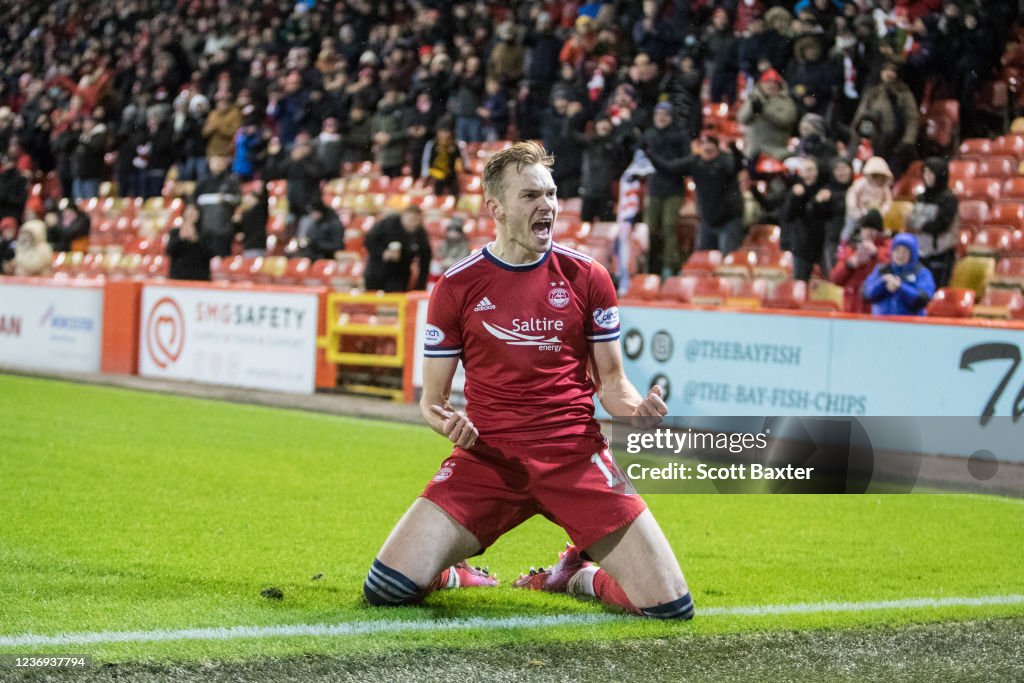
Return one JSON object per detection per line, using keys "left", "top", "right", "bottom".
{"left": 592, "top": 568, "right": 640, "bottom": 614}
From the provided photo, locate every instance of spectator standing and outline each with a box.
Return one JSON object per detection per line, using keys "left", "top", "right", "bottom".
{"left": 138, "top": 109, "right": 175, "bottom": 199}
{"left": 405, "top": 93, "right": 439, "bottom": 179}
{"left": 233, "top": 183, "right": 268, "bottom": 258}
{"left": 167, "top": 205, "right": 212, "bottom": 281}
{"left": 452, "top": 55, "right": 486, "bottom": 144}
{"left": 437, "top": 216, "right": 470, "bottom": 271}
{"left": 371, "top": 88, "right": 410, "bottom": 178}
{"left": 342, "top": 104, "right": 374, "bottom": 163}
{"left": 783, "top": 157, "right": 839, "bottom": 281}
{"left": 296, "top": 200, "right": 345, "bottom": 261}
{"left": 0, "top": 218, "right": 16, "bottom": 274}
{"left": 638, "top": 103, "right": 690, "bottom": 277}
{"left": 313, "top": 117, "right": 343, "bottom": 179}
{"left": 265, "top": 136, "right": 323, "bottom": 230}
{"left": 702, "top": 8, "right": 740, "bottom": 104}
{"left": 737, "top": 69, "right": 798, "bottom": 162}
{"left": 172, "top": 95, "right": 208, "bottom": 182}
{"left": 862, "top": 232, "right": 934, "bottom": 316}
{"left": 906, "top": 156, "right": 958, "bottom": 288}
{"left": 578, "top": 116, "right": 631, "bottom": 223}
{"left": 72, "top": 115, "right": 106, "bottom": 201}
{"left": 823, "top": 158, "right": 854, "bottom": 272}
{"left": 850, "top": 62, "right": 918, "bottom": 178}
{"left": 541, "top": 95, "right": 587, "bottom": 200}
{"left": 831, "top": 209, "right": 890, "bottom": 314}
{"left": 364, "top": 206, "right": 432, "bottom": 292}
{"left": 202, "top": 93, "right": 242, "bottom": 162}
{"left": 191, "top": 155, "right": 241, "bottom": 258}
{"left": 0, "top": 154, "right": 28, "bottom": 224}
{"left": 421, "top": 125, "right": 467, "bottom": 198}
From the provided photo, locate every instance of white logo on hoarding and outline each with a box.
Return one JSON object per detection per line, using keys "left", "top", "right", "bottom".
{"left": 145, "top": 297, "right": 185, "bottom": 369}
{"left": 593, "top": 306, "right": 619, "bottom": 330}
{"left": 424, "top": 324, "right": 445, "bottom": 346}
{"left": 482, "top": 320, "right": 562, "bottom": 351}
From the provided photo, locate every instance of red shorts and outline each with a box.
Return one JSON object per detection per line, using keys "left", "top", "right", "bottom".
{"left": 421, "top": 433, "right": 647, "bottom": 552}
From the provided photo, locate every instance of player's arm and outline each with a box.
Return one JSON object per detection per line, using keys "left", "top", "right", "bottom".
{"left": 591, "top": 340, "right": 667, "bottom": 428}
{"left": 420, "top": 356, "right": 478, "bottom": 449}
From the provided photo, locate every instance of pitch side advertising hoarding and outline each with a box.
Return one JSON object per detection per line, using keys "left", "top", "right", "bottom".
{"left": 0, "top": 281, "right": 103, "bottom": 373}
{"left": 138, "top": 284, "right": 318, "bottom": 394}
{"left": 615, "top": 306, "right": 1024, "bottom": 463}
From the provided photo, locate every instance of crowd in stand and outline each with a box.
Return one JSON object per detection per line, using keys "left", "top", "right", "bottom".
{"left": 0, "top": 0, "right": 1018, "bottom": 317}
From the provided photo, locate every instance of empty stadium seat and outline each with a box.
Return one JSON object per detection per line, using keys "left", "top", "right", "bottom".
{"left": 1002, "top": 177, "right": 1024, "bottom": 202}
{"left": 743, "top": 224, "right": 781, "bottom": 251}
{"left": 763, "top": 280, "right": 807, "bottom": 309}
{"left": 958, "top": 138, "right": 992, "bottom": 157}
{"left": 987, "top": 203, "right": 1024, "bottom": 230}
{"left": 972, "top": 288, "right": 1024, "bottom": 320}
{"left": 950, "top": 256, "right": 996, "bottom": 298}
{"left": 715, "top": 248, "right": 758, "bottom": 279}
{"left": 306, "top": 259, "right": 338, "bottom": 287}
{"left": 658, "top": 275, "right": 700, "bottom": 303}
{"left": 993, "top": 134, "right": 1024, "bottom": 160}
{"left": 803, "top": 281, "right": 845, "bottom": 312}
{"left": 977, "top": 155, "right": 1018, "bottom": 180}
{"left": 752, "top": 251, "right": 794, "bottom": 280}
{"left": 948, "top": 159, "right": 978, "bottom": 181}
{"left": 623, "top": 274, "right": 662, "bottom": 302}
{"left": 724, "top": 279, "right": 768, "bottom": 308}
{"left": 926, "top": 287, "right": 975, "bottom": 318}
{"left": 953, "top": 178, "right": 1002, "bottom": 204}
{"left": 690, "top": 277, "right": 733, "bottom": 306}
{"left": 991, "top": 256, "right": 1024, "bottom": 291}
{"left": 969, "top": 227, "right": 1014, "bottom": 257}
{"left": 958, "top": 200, "right": 989, "bottom": 225}
{"left": 681, "top": 250, "right": 723, "bottom": 277}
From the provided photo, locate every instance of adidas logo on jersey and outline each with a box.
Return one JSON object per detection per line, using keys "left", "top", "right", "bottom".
{"left": 473, "top": 297, "right": 497, "bottom": 312}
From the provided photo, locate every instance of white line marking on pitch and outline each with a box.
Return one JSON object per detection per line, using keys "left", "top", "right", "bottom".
{"left": 1, "top": 594, "right": 1022, "bottom": 648}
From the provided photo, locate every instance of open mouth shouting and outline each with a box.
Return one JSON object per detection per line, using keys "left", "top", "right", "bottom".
{"left": 532, "top": 217, "right": 553, "bottom": 241}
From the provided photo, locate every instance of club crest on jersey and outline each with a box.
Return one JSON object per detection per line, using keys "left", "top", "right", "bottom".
{"left": 424, "top": 324, "right": 445, "bottom": 346}
{"left": 593, "top": 306, "right": 619, "bottom": 330}
{"left": 548, "top": 281, "right": 571, "bottom": 309}
{"left": 432, "top": 461, "right": 455, "bottom": 482}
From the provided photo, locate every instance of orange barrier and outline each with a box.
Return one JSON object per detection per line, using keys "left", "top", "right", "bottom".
{"left": 101, "top": 280, "right": 142, "bottom": 374}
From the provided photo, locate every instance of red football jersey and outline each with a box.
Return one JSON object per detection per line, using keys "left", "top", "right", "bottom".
{"left": 424, "top": 243, "right": 621, "bottom": 442}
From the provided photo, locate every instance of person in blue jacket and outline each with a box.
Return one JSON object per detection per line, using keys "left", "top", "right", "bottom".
{"left": 862, "top": 232, "right": 935, "bottom": 316}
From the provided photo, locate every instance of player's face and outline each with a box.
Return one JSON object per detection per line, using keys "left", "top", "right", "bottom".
{"left": 494, "top": 163, "right": 558, "bottom": 256}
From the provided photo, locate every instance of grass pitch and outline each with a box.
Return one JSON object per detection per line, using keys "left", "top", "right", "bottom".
{"left": 1, "top": 374, "right": 1023, "bottom": 678}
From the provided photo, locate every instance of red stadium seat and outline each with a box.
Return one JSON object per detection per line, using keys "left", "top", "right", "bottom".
{"left": 1002, "top": 177, "right": 1024, "bottom": 202}
{"left": 987, "top": 202, "right": 1024, "bottom": 229}
{"left": 658, "top": 275, "right": 700, "bottom": 303}
{"left": 958, "top": 138, "right": 993, "bottom": 157}
{"left": 926, "top": 287, "right": 975, "bottom": 318}
{"left": 715, "top": 247, "right": 759, "bottom": 279}
{"left": 681, "top": 250, "right": 723, "bottom": 277}
{"left": 752, "top": 251, "right": 794, "bottom": 280}
{"left": 743, "top": 224, "right": 781, "bottom": 253}
{"left": 763, "top": 280, "right": 807, "bottom": 309}
{"left": 306, "top": 259, "right": 338, "bottom": 287}
{"left": 623, "top": 274, "right": 662, "bottom": 302}
{"left": 991, "top": 256, "right": 1024, "bottom": 290}
{"left": 953, "top": 177, "right": 1002, "bottom": 204}
{"left": 969, "top": 226, "right": 1014, "bottom": 256}
{"left": 958, "top": 200, "right": 989, "bottom": 225}
{"left": 724, "top": 279, "right": 768, "bottom": 308}
{"left": 280, "top": 257, "right": 312, "bottom": 285}
{"left": 973, "top": 288, "right": 1024, "bottom": 320}
{"left": 947, "top": 159, "right": 978, "bottom": 181}
{"left": 977, "top": 156, "right": 1018, "bottom": 180}
{"left": 690, "top": 277, "right": 733, "bottom": 306}
{"left": 1010, "top": 229, "right": 1024, "bottom": 257}
{"left": 992, "top": 134, "right": 1024, "bottom": 160}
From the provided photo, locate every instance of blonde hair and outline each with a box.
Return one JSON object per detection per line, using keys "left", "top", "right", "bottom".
{"left": 482, "top": 141, "right": 554, "bottom": 201}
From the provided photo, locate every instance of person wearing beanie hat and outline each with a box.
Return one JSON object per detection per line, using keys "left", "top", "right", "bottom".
{"left": 830, "top": 208, "right": 891, "bottom": 314}
{"left": 638, "top": 100, "right": 690, "bottom": 277}
{"left": 862, "top": 232, "right": 935, "bottom": 316}
{"left": 737, "top": 65, "right": 797, "bottom": 161}
{"left": 793, "top": 112, "right": 837, "bottom": 168}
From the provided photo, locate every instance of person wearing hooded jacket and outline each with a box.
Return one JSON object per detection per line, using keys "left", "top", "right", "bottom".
{"left": 12, "top": 220, "right": 53, "bottom": 277}
{"left": 862, "top": 232, "right": 934, "bottom": 316}
{"left": 906, "top": 156, "right": 958, "bottom": 288}
{"left": 737, "top": 69, "right": 797, "bottom": 162}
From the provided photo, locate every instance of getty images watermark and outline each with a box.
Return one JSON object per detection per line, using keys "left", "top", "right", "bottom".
{"left": 607, "top": 417, "right": 1023, "bottom": 496}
